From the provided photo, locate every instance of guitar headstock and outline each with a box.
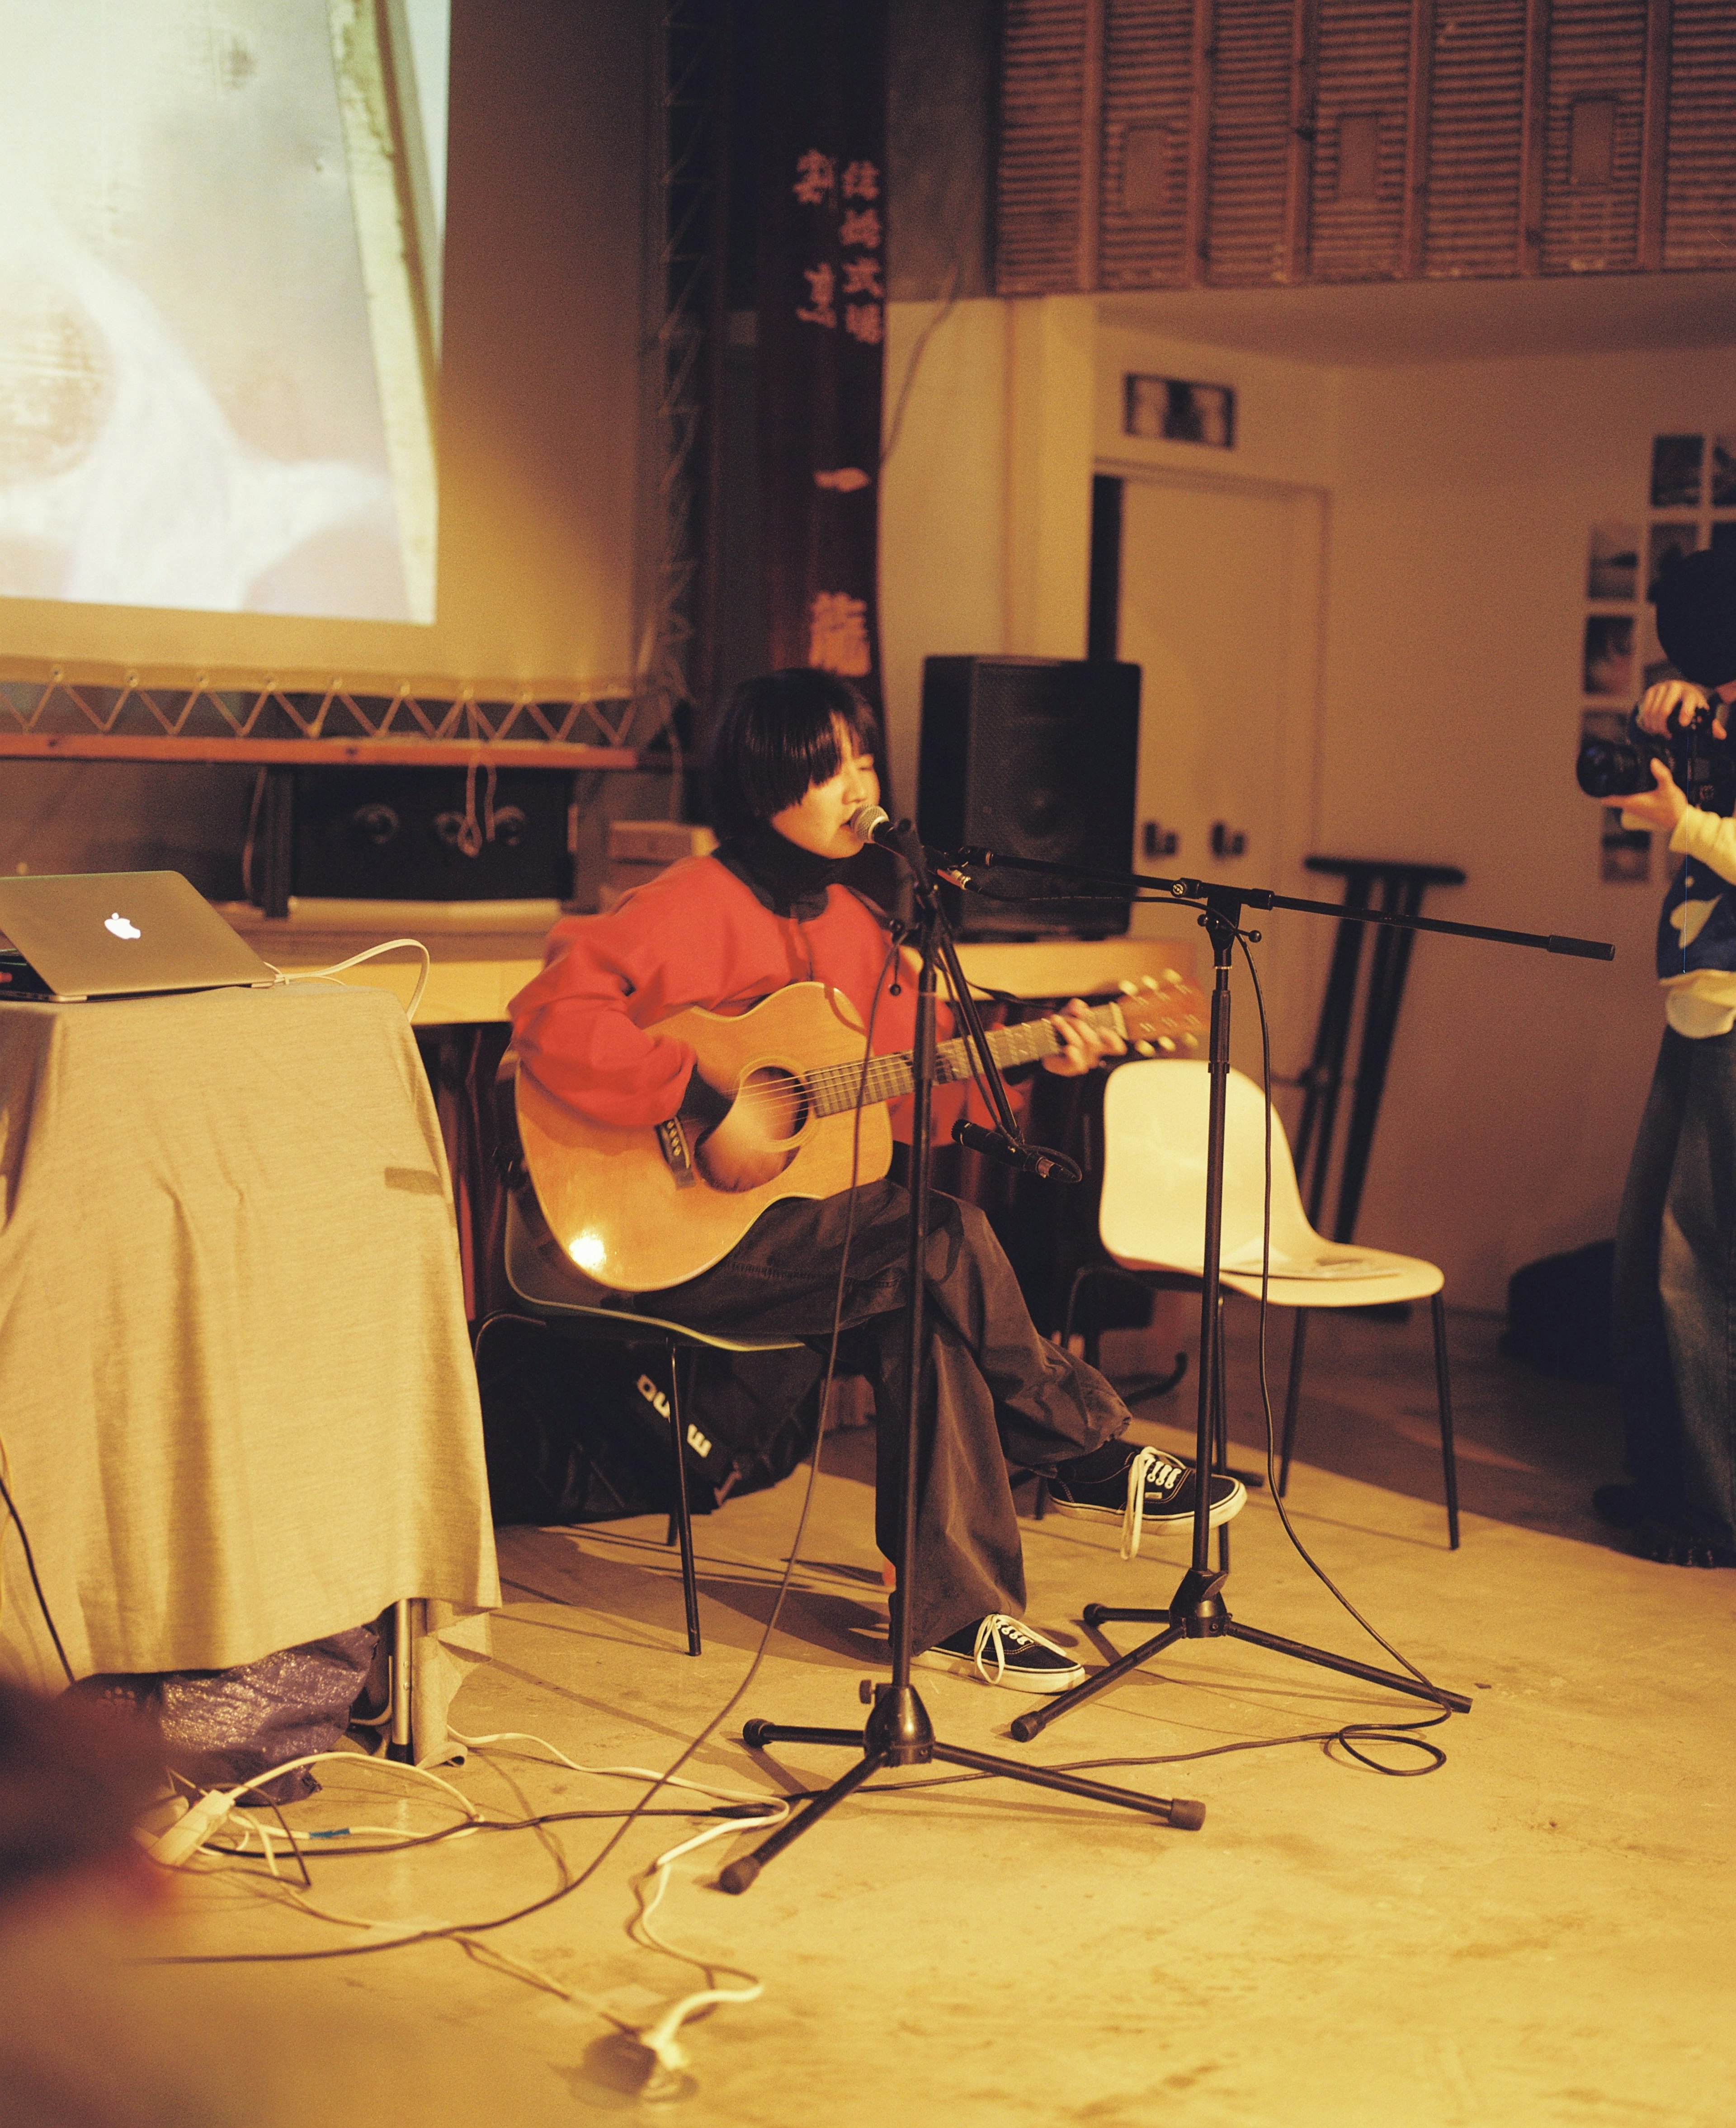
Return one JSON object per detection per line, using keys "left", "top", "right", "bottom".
{"left": 1112, "top": 973, "right": 1207, "bottom": 1057}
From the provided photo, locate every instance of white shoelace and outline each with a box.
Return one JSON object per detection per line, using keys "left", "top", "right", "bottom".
{"left": 1121, "top": 1444, "right": 1169, "bottom": 1560}
{"left": 969, "top": 1614, "right": 1074, "bottom": 1685}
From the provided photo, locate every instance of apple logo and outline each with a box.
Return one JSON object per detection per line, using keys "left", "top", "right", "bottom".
{"left": 105, "top": 913, "right": 141, "bottom": 940}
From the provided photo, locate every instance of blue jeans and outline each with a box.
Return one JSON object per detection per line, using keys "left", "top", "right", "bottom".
{"left": 1613, "top": 1026, "right": 1736, "bottom": 1542}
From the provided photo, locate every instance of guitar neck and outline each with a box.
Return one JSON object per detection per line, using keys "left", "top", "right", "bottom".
{"left": 803, "top": 1003, "right": 1123, "bottom": 1121}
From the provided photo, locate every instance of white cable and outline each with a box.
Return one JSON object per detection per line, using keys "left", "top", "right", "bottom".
{"left": 446, "top": 1728, "right": 780, "bottom": 1812}
{"left": 627, "top": 1808, "right": 785, "bottom": 2078}
{"left": 148, "top": 1748, "right": 484, "bottom": 1870}
{"left": 263, "top": 938, "right": 433, "bottom": 1019}
{"left": 451, "top": 1728, "right": 787, "bottom": 2081}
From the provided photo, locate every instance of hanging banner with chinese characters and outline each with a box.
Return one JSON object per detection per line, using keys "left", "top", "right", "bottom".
{"left": 756, "top": 0, "right": 889, "bottom": 771}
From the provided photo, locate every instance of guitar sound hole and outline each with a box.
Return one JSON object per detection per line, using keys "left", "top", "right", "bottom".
{"left": 741, "top": 1066, "right": 808, "bottom": 1144}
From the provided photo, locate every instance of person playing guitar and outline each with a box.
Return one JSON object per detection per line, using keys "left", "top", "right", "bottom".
{"left": 508, "top": 668, "right": 1244, "bottom": 1693}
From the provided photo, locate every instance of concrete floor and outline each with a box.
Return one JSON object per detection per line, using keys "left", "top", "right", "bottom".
{"left": 10, "top": 1305, "right": 1735, "bottom": 2127}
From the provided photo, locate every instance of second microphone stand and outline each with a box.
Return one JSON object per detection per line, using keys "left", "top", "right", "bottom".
{"left": 921, "top": 856, "right": 1613, "bottom": 1748}
{"left": 718, "top": 833, "right": 1202, "bottom": 1894}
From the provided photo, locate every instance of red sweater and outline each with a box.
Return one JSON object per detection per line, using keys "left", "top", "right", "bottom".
{"left": 509, "top": 854, "right": 942, "bottom": 1132}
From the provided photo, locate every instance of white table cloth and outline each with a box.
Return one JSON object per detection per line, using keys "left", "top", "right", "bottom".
{"left": 0, "top": 981, "right": 498, "bottom": 1752}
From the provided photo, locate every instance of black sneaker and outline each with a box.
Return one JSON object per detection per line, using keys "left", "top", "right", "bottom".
{"left": 916, "top": 1614, "right": 1086, "bottom": 1693}
{"left": 1629, "top": 1514, "right": 1736, "bottom": 1568}
{"left": 1047, "top": 1445, "right": 1246, "bottom": 1557}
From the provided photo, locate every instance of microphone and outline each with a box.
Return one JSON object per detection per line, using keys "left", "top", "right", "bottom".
{"left": 846, "top": 802, "right": 895, "bottom": 845}
{"left": 847, "top": 803, "right": 925, "bottom": 865}
{"left": 952, "top": 1120, "right": 1082, "bottom": 1184}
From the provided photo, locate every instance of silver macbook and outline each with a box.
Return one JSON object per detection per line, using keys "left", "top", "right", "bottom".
{"left": 0, "top": 872, "right": 276, "bottom": 1002}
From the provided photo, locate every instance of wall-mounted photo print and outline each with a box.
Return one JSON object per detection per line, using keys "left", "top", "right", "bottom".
{"left": 1584, "top": 615, "right": 1634, "bottom": 696}
{"left": 1587, "top": 520, "right": 1638, "bottom": 601}
{"left": 1124, "top": 373, "right": 1236, "bottom": 448}
{"left": 1650, "top": 434, "right": 1704, "bottom": 509}
{"left": 1712, "top": 433, "right": 1736, "bottom": 508}
{"left": 1646, "top": 521, "right": 1699, "bottom": 600}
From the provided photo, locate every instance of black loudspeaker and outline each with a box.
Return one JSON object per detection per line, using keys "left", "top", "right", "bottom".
{"left": 916, "top": 656, "right": 1142, "bottom": 938}
{"left": 257, "top": 767, "right": 575, "bottom": 912}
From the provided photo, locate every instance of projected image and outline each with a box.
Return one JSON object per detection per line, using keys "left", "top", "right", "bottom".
{"left": 0, "top": 0, "right": 447, "bottom": 625}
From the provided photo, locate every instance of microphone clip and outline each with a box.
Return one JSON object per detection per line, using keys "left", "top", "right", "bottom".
{"left": 951, "top": 1120, "right": 1081, "bottom": 1185}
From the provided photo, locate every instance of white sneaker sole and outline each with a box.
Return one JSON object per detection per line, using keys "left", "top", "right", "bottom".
{"left": 915, "top": 1646, "right": 1086, "bottom": 1694}
{"left": 1046, "top": 1475, "right": 1249, "bottom": 1530}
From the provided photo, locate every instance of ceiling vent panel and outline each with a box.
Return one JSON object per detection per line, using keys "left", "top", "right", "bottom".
{"left": 1308, "top": 0, "right": 1413, "bottom": 278}
{"left": 1663, "top": 0, "right": 1736, "bottom": 267}
{"left": 1207, "top": 0, "right": 1296, "bottom": 283}
{"left": 1099, "top": 0, "right": 1197, "bottom": 288}
{"left": 996, "top": 0, "right": 1091, "bottom": 293}
{"left": 1541, "top": 0, "right": 1646, "bottom": 273}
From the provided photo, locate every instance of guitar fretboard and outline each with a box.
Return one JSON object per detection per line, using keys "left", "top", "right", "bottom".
{"left": 803, "top": 1004, "right": 1122, "bottom": 1120}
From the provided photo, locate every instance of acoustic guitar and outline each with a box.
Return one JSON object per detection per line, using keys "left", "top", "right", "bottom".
{"left": 510, "top": 975, "right": 1205, "bottom": 1294}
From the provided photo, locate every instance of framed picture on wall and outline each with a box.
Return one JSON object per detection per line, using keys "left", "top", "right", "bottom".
{"left": 1583, "top": 615, "right": 1634, "bottom": 697}
{"left": 1587, "top": 520, "right": 1638, "bottom": 600}
{"left": 1712, "top": 433, "right": 1736, "bottom": 508}
{"left": 1124, "top": 373, "right": 1236, "bottom": 449}
{"left": 1650, "top": 434, "right": 1703, "bottom": 509}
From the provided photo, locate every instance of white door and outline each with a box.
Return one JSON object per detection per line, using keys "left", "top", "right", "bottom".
{"left": 1114, "top": 468, "right": 1326, "bottom": 1083}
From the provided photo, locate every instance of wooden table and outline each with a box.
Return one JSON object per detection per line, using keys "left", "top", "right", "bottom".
{"left": 220, "top": 900, "right": 1203, "bottom": 1022}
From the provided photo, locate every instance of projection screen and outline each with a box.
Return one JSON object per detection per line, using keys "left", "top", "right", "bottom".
{"left": 0, "top": 0, "right": 643, "bottom": 714}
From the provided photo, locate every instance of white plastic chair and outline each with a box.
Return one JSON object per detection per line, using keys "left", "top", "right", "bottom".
{"left": 1091, "top": 1060, "right": 1459, "bottom": 1548}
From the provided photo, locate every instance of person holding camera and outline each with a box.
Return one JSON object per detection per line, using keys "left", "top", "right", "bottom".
{"left": 1592, "top": 547, "right": 1736, "bottom": 1567}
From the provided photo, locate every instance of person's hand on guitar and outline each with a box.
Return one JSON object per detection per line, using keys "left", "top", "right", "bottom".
{"left": 689, "top": 1071, "right": 798, "bottom": 1194}
{"left": 1042, "top": 998, "right": 1127, "bottom": 1077}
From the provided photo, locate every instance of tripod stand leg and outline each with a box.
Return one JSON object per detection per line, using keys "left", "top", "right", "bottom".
{"left": 1007, "top": 1623, "right": 1188, "bottom": 1743}
{"left": 1224, "top": 1620, "right": 1472, "bottom": 1713}
{"left": 931, "top": 1743, "right": 1203, "bottom": 1828}
{"left": 720, "top": 1747, "right": 895, "bottom": 1894}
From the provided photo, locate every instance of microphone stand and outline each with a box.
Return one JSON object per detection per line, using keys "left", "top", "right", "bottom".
{"left": 718, "top": 829, "right": 1203, "bottom": 1894}
{"left": 925, "top": 849, "right": 1612, "bottom": 1746}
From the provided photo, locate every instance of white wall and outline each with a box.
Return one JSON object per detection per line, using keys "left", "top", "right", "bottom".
{"left": 880, "top": 288, "right": 1736, "bottom": 1311}
{"left": 879, "top": 294, "right": 1101, "bottom": 814}
{"left": 1323, "top": 346, "right": 1734, "bottom": 1309}
{"left": 879, "top": 298, "right": 1011, "bottom": 813}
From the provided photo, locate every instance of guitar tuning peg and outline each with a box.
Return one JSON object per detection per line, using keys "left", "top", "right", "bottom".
{"left": 1141, "top": 975, "right": 1160, "bottom": 991}
{"left": 1158, "top": 1036, "right": 1176, "bottom": 1054}
{"left": 1182, "top": 1033, "right": 1199, "bottom": 1049}
{"left": 1119, "top": 978, "right": 1138, "bottom": 995}
{"left": 1134, "top": 1039, "right": 1155, "bottom": 1057}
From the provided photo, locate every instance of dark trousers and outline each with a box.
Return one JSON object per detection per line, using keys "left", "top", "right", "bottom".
{"left": 641, "top": 1182, "right": 1129, "bottom": 1651}
{"left": 1613, "top": 1026, "right": 1736, "bottom": 1541}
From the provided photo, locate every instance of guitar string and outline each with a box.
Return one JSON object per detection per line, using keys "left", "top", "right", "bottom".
{"left": 707, "top": 998, "right": 1193, "bottom": 1132}
{"left": 712, "top": 1026, "right": 1050, "bottom": 1132}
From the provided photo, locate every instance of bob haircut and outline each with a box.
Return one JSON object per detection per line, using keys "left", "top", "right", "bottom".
{"left": 706, "top": 668, "right": 880, "bottom": 836}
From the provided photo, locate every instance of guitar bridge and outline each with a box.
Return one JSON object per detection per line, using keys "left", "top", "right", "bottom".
{"left": 656, "top": 1116, "right": 699, "bottom": 1188}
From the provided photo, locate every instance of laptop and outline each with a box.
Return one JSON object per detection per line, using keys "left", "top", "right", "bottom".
{"left": 0, "top": 872, "right": 276, "bottom": 1003}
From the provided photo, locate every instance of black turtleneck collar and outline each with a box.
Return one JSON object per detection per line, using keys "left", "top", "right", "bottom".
{"left": 715, "top": 820, "right": 855, "bottom": 920}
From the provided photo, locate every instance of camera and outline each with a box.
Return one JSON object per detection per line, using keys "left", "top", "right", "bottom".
{"left": 1576, "top": 703, "right": 1736, "bottom": 817}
